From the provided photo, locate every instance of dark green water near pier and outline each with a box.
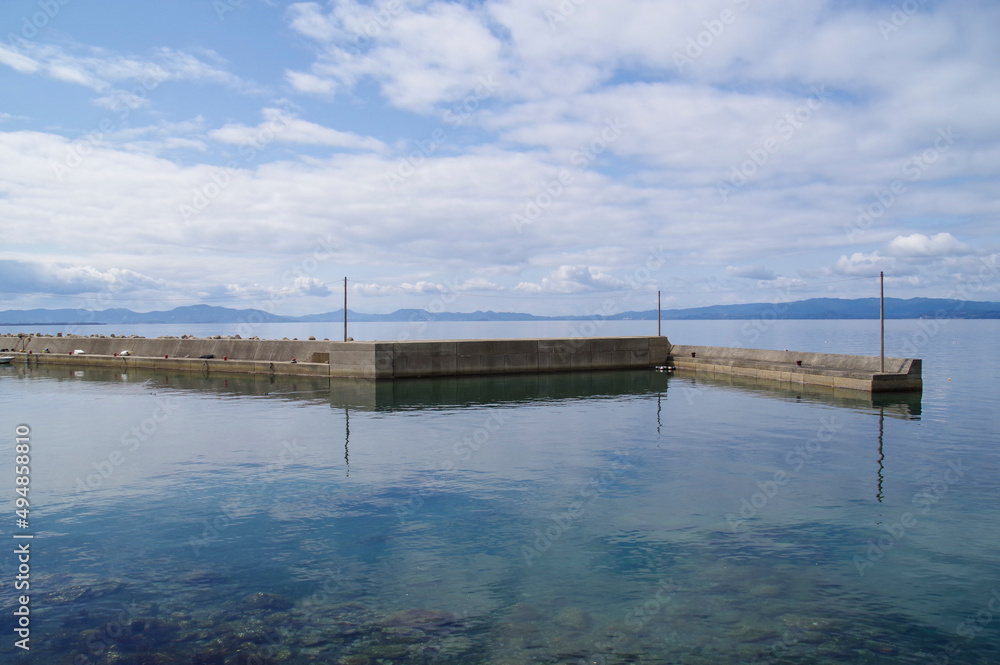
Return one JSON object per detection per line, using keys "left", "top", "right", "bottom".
{"left": 1, "top": 320, "right": 998, "bottom": 664}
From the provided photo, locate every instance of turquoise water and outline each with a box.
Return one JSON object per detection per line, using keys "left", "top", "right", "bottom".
{"left": 1, "top": 320, "right": 998, "bottom": 664}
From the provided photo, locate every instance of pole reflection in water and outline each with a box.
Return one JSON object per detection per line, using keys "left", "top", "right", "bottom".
{"left": 876, "top": 406, "right": 885, "bottom": 502}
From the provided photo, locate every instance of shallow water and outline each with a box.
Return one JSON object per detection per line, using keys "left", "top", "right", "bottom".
{"left": 1, "top": 320, "right": 998, "bottom": 664}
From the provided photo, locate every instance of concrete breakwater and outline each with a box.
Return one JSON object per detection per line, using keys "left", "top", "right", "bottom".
{"left": 2, "top": 334, "right": 670, "bottom": 379}
{"left": 1, "top": 333, "right": 922, "bottom": 391}
{"left": 666, "top": 345, "right": 922, "bottom": 393}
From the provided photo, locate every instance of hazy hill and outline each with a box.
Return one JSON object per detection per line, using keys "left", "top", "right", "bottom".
{"left": 1, "top": 297, "right": 998, "bottom": 325}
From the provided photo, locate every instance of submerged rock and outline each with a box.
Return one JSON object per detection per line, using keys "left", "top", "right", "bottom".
{"left": 336, "top": 656, "right": 370, "bottom": 665}
{"left": 780, "top": 614, "right": 840, "bottom": 632}
{"left": 747, "top": 582, "right": 785, "bottom": 598}
{"left": 383, "top": 608, "right": 459, "bottom": 632}
{"left": 182, "top": 569, "right": 228, "bottom": 586}
{"left": 45, "top": 579, "right": 127, "bottom": 604}
{"left": 240, "top": 592, "right": 294, "bottom": 612}
{"left": 363, "top": 643, "right": 409, "bottom": 659}
{"left": 437, "top": 635, "right": 474, "bottom": 656}
{"left": 554, "top": 606, "right": 592, "bottom": 631}
{"left": 103, "top": 651, "right": 173, "bottom": 665}
{"left": 189, "top": 650, "right": 226, "bottom": 665}
{"left": 505, "top": 603, "right": 545, "bottom": 623}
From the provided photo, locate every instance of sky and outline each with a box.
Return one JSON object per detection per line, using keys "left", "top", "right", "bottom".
{"left": 0, "top": 0, "right": 998, "bottom": 316}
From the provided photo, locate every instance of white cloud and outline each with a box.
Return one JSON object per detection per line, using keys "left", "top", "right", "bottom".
{"left": 292, "top": 277, "right": 332, "bottom": 297}
{"left": 0, "top": 40, "right": 262, "bottom": 96}
{"left": 0, "top": 44, "right": 40, "bottom": 73}
{"left": 224, "top": 277, "right": 332, "bottom": 300}
{"left": 286, "top": 70, "right": 336, "bottom": 95}
{"left": 53, "top": 265, "right": 163, "bottom": 291}
{"left": 460, "top": 278, "right": 503, "bottom": 291}
{"left": 94, "top": 89, "right": 152, "bottom": 112}
{"left": 725, "top": 265, "right": 777, "bottom": 281}
{"left": 2, "top": 2, "right": 999, "bottom": 313}
{"left": 886, "top": 232, "right": 971, "bottom": 257}
{"left": 353, "top": 278, "right": 504, "bottom": 297}
{"left": 353, "top": 282, "right": 400, "bottom": 297}
{"left": 833, "top": 252, "right": 893, "bottom": 277}
{"left": 287, "top": 0, "right": 506, "bottom": 111}
{"left": 209, "top": 108, "right": 386, "bottom": 152}
{"left": 516, "top": 266, "right": 625, "bottom": 294}
{"left": 0, "top": 259, "right": 164, "bottom": 297}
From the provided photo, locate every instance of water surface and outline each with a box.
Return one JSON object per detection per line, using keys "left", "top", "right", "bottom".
{"left": 1, "top": 320, "right": 998, "bottom": 664}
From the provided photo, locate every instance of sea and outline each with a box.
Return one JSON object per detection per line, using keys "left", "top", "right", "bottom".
{"left": 0, "top": 319, "right": 998, "bottom": 664}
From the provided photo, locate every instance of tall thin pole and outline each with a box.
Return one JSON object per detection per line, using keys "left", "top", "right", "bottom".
{"left": 879, "top": 271, "right": 884, "bottom": 372}
{"left": 657, "top": 291, "right": 661, "bottom": 337}
{"left": 343, "top": 276, "right": 348, "bottom": 342}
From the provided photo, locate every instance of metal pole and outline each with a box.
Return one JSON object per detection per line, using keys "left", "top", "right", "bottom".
{"left": 879, "top": 271, "right": 884, "bottom": 372}
{"left": 657, "top": 291, "right": 661, "bottom": 337}
{"left": 343, "top": 276, "right": 348, "bottom": 342}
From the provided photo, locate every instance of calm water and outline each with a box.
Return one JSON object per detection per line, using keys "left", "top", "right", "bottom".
{"left": 1, "top": 320, "right": 998, "bottom": 664}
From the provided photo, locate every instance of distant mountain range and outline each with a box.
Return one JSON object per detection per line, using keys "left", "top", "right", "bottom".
{"left": 1, "top": 297, "right": 999, "bottom": 326}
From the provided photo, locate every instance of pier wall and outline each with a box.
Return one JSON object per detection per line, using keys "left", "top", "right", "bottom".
{"left": 2, "top": 335, "right": 921, "bottom": 391}
{"left": 5, "top": 335, "right": 672, "bottom": 379}
{"left": 330, "top": 337, "right": 672, "bottom": 378}
{"left": 666, "top": 345, "right": 922, "bottom": 392}
{"left": 9, "top": 336, "right": 330, "bottom": 363}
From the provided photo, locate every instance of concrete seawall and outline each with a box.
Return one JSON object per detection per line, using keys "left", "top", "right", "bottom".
{"left": 3, "top": 335, "right": 671, "bottom": 379}
{"left": 666, "top": 345, "right": 922, "bottom": 392}
{"left": 329, "top": 337, "right": 672, "bottom": 378}
{"left": 2, "top": 334, "right": 922, "bottom": 391}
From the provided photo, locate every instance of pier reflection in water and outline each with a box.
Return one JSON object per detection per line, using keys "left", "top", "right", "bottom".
{"left": 3, "top": 363, "right": 998, "bottom": 665}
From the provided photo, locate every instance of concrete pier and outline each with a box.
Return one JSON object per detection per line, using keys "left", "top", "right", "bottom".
{"left": 666, "top": 345, "right": 922, "bottom": 393}
{"left": 1, "top": 334, "right": 922, "bottom": 392}
{"left": 3, "top": 335, "right": 670, "bottom": 379}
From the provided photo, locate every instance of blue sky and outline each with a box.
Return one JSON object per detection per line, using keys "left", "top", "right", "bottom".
{"left": 1, "top": 0, "right": 998, "bottom": 315}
